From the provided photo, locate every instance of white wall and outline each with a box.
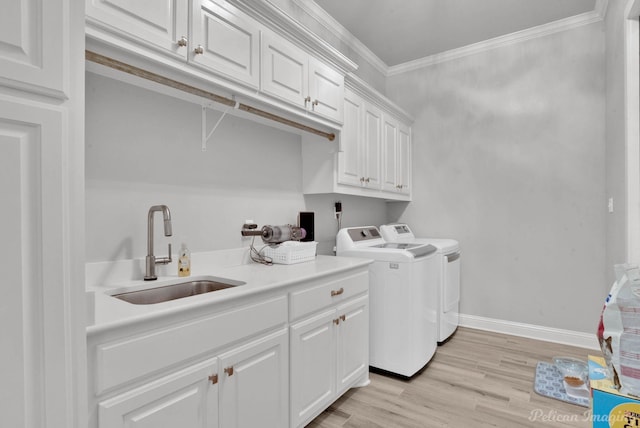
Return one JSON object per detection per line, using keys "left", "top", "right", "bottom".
{"left": 386, "top": 22, "right": 607, "bottom": 334}
{"left": 605, "top": 0, "right": 630, "bottom": 286}
{"left": 85, "top": 73, "right": 387, "bottom": 263}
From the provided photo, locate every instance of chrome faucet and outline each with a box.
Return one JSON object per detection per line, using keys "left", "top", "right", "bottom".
{"left": 144, "top": 205, "right": 173, "bottom": 281}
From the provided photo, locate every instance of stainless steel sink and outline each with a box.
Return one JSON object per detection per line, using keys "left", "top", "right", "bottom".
{"left": 112, "top": 278, "right": 245, "bottom": 305}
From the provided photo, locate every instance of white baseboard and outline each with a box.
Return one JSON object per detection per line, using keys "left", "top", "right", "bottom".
{"left": 459, "top": 313, "right": 600, "bottom": 350}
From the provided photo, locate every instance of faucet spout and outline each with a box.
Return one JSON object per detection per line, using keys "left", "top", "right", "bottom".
{"left": 145, "top": 205, "right": 173, "bottom": 281}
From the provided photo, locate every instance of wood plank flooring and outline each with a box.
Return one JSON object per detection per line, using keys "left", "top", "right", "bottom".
{"left": 309, "top": 327, "right": 596, "bottom": 427}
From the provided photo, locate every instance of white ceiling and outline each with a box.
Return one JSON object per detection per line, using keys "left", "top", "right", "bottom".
{"left": 313, "top": 0, "right": 598, "bottom": 67}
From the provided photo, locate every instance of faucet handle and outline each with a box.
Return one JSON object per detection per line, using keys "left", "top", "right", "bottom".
{"left": 156, "top": 243, "right": 173, "bottom": 265}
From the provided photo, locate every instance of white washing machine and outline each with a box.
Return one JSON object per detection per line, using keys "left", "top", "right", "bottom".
{"left": 380, "top": 224, "right": 460, "bottom": 343}
{"left": 336, "top": 226, "right": 439, "bottom": 377}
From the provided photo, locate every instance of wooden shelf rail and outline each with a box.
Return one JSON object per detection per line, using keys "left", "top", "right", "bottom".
{"left": 85, "top": 50, "right": 336, "bottom": 141}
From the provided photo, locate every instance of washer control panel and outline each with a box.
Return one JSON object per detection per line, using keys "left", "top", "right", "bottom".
{"left": 347, "top": 227, "right": 381, "bottom": 242}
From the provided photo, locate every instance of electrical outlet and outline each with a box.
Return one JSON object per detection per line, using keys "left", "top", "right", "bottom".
{"left": 608, "top": 198, "right": 614, "bottom": 213}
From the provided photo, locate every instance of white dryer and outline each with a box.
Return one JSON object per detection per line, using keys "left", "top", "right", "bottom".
{"left": 336, "top": 226, "right": 439, "bottom": 377}
{"left": 380, "top": 224, "right": 460, "bottom": 343}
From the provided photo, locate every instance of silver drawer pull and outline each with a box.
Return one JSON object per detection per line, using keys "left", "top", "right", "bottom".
{"left": 330, "top": 287, "right": 344, "bottom": 297}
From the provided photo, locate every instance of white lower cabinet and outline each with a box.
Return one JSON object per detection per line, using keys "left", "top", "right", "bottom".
{"left": 218, "top": 329, "right": 289, "bottom": 428}
{"left": 89, "top": 266, "right": 369, "bottom": 428}
{"left": 290, "top": 295, "right": 369, "bottom": 428}
{"left": 289, "top": 276, "right": 369, "bottom": 428}
{"left": 98, "top": 358, "right": 219, "bottom": 428}
{"left": 336, "top": 296, "right": 369, "bottom": 395}
{"left": 290, "top": 309, "right": 336, "bottom": 427}
{"left": 97, "top": 328, "right": 288, "bottom": 428}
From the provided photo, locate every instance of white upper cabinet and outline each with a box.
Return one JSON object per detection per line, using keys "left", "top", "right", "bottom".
{"left": 397, "top": 124, "right": 412, "bottom": 195}
{"left": 337, "top": 87, "right": 381, "bottom": 189}
{"left": 308, "top": 57, "right": 344, "bottom": 122}
{"left": 302, "top": 75, "right": 413, "bottom": 201}
{"left": 86, "top": 0, "right": 189, "bottom": 59}
{"left": 337, "top": 88, "right": 364, "bottom": 187}
{"left": 382, "top": 115, "right": 411, "bottom": 195}
{"left": 261, "top": 31, "right": 344, "bottom": 123}
{"left": 86, "top": 0, "right": 354, "bottom": 129}
{"left": 261, "top": 31, "right": 308, "bottom": 108}
{"left": 190, "top": 0, "right": 261, "bottom": 89}
{"left": 362, "top": 102, "right": 382, "bottom": 189}
{"left": 382, "top": 115, "right": 399, "bottom": 193}
{"left": 0, "top": 0, "right": 66, "bottom": 97}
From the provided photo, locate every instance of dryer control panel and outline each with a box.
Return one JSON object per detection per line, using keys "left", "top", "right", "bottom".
{"left": 347, "top": 227, "right": 381, "bottom": 242}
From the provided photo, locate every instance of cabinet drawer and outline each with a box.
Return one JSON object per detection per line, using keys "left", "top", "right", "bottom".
{"left": 95, "top": 295, "right": 287, "bottom": 394}
{"left": 289, "top": 271, "right": 368, "bottom": 321}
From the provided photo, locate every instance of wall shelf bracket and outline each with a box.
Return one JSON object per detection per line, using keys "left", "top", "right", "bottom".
{"left": 201, "top": 99, "right": 240, "bottom": 151}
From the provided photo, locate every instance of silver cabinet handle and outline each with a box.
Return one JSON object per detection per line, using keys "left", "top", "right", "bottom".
{"left": 177, "top": 36, "right": 188, "bottom": 47}
{"left": 194, "top": 45, "right": 204, "bottom": 55}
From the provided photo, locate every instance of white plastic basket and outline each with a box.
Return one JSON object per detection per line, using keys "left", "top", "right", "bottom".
{"left": 262, "top": 241, "right": 317, "bottom": 265}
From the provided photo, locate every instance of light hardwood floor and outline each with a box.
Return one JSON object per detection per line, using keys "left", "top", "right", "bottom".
{"left": 309, "top": 327, "right": 596, "bottom": 427}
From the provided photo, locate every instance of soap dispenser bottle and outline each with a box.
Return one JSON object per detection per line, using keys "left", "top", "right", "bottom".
{"left": 178, "top": 242, "right": 191, "bottom": 277}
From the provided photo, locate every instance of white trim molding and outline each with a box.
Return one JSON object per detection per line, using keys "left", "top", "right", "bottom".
{"left": 459, "top": 313, "right": 600, "bottom": 350}
{"left": 388, "top": 0, "right": 609, "bottom": 75}
{"left": 292, "top": 0, "right": 388, "bottom": 75}
{"left": 625, "top": 0, "right": 640, "bottom": 265}
{"left": 294, "top": 0, "right": 608, "bottom": 77}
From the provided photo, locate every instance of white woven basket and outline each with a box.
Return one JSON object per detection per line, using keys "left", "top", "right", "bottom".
{"left": 262, "top": 241, "right": 317, "bottom": 265}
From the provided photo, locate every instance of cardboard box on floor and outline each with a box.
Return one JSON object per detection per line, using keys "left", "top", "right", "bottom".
{"left": 590, "top": 355, "right": 640, "bottom": 427}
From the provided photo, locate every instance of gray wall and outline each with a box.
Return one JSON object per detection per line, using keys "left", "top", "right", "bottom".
{"left": 385, "top": 23, "right": 607, "bottom": 333}
{"left": 85, "top": 73, "right": 387, "bottom": 262}
{"left": 605, "top": 0, "right": 629, "bottom": 287}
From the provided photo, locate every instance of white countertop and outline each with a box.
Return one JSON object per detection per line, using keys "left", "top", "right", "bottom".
{"left": 86, "top": 252, "right": 372, "bottom": 336}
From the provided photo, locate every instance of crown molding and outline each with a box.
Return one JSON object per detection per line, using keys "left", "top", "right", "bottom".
{"left": 228, "top": 0, "right": 358, "bottom": 75}
{"left": 388, "top": 0, "right": 608, "bottom": 76}
{"left": 291, "top": 0, "right": 388, "bottom": 75}
{"left": 293, "top": 0, "right": 608, "bottom": 78}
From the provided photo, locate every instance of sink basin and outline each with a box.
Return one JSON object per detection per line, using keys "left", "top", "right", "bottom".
{"left": 112, "top": 278, "right": 245, "bottom": 305}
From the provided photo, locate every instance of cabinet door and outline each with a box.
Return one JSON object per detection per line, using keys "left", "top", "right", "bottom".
{"left": 218, "top": 329, "right": 289, "bottom": 428}
{"left": 290, "top": 310, "right": 336, "bottom": 428}
{"left": 0, "top": 99, "right": 76, "bottom": 428}
{"left": 86, "top": 0, "right": 188, "bottom": 60}
{"left": 382, "top": 115, "right": 399, "bottom": 192}
{"left": 363, "top": 103, "right": 383, "bottom": 189}
{"left": 397, "top": 124, "right": 411, "bottom": 195}
{"left": 98, "top": 359, "right": 219, "bottom": 428}
{"left": 308, "top": 57, "right": 344, "bottom": 123}
{"left": 261, "top": 31, "right": 308, "bottom": 108}
{"left": 0, "top": 0, "right": 65, "bottom": 96}
{"left": 337, "top": 88, "right": 363, "bottom": 187}
{"left": 336, "top": 295, "right": 369, "bottom": 395}
{"left": 190, "top": 0, "right": 260, "bottom": 89}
